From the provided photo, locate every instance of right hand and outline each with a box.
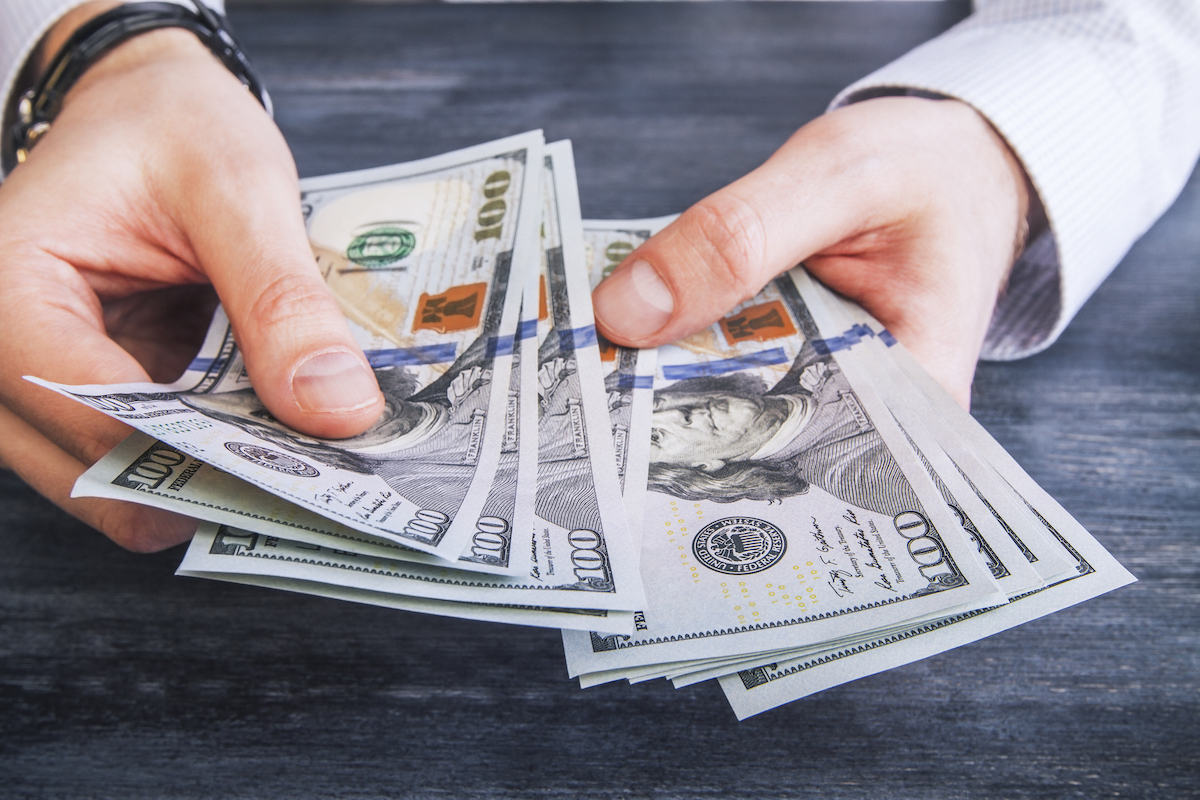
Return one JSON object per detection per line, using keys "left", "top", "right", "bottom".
{"left": 0, "top": 19, "right": 384, "bottom": 551}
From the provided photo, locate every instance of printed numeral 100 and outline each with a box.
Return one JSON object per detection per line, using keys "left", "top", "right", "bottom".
{"left": 568, "top": 528, "right": 611, "bottom": 584}
{"left": 403, "top": 508, "right": 450, "bottom": 543}
{"left": 894, "top": 511, "right": 955, "bottom": 582}
{"left": 470, "top": 516, "right": 510, "bottom": 561}
{"left": 473, "top": 170, "right": 513, "bottom": 242}
{"left": 601, "top": 240, "right": 634, "bottom": 279}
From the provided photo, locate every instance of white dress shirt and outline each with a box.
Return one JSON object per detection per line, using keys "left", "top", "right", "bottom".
{"left": 3, "top": 0, "right": 1198, "bottom": 360}
{"left": 833, "top": 1, "right": 1200, "bottom": 359}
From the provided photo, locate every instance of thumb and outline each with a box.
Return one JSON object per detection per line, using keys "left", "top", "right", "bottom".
{"left": 591, "top": 192, "right": 778, "bottom": 347}
{"left": 591, "top": 107, "right": 917, "bottom": 348}
{"left": 183, "top": 160, "right": 384, "bottom": 439}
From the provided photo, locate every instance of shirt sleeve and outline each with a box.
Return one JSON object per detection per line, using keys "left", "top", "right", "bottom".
{"left": 830, "top": 1, "right": 1200, "bottom": 360}
{"left": 2, "top": 0, "right": 225, "bottom": 179}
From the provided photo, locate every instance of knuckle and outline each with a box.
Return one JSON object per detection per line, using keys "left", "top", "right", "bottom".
{"left": 94, "top": 505, "right": 155, "bottom": 553}
{"left": 73, "top": 426, "right": 121, "bottom": 467}
{"left": 95, "top": 502, "right": 188, "bottom": 554}
{"left": 246, "top": 270, "right": 338, "bottom": 334}
{"left": 684, "top": 196, "right": 769, "bottom": 300}
{"left": 109, "top": 530, "right": 163, "bottom": 554}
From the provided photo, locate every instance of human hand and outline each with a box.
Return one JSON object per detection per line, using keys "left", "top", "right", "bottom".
{"left": 591, "top": 96, "right": 1033, "bottom": 409}
{"left": 0, "top": 10, "right": 384, "bottom": 551}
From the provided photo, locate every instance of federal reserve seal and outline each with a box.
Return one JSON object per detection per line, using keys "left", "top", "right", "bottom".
{"left": 692, "top": 517, "right": 786, "bottom": 575}
{"left": 224, "top": 442, "right": 320, "bottom": 478}
{"left": 346, "top": 226, "right": 416, "bottom": 268}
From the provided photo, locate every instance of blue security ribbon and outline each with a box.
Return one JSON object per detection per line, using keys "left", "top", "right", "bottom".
{"left": 518, "top": 318, "right": 538, "bottom": 340}
{"left": 187, "top": 357, "right": 216, "bottom": 373}
{"left": 559, "top": 324, "right": 598, "bottom": 352}
{"left": 486, "top": 334, "right": 516, "bottom": 358}
{"left": 615, "top": 374, "right": 655, "bottom": 391}
{"left": 366, "top": 343, "right": 459, "bottom": 368}
{"left": 812, "top": 324, "right": 882, "bottom": 356}
{"left": 662, "top": 348, "right": 789, "bottom": 380}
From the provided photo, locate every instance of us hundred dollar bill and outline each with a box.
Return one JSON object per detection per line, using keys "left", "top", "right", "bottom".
{"left": 638, "top": 278, "right": 1129, "bottom": 700}
{"left": 820, "top": 287, "right": 1077, "bottom": 584}
{"left": 170, "top": 142, "right": 648, "bottom": 606}
{"left": 455, "top": 299, "right": 535, "bottom": 575}
{"left": 586, "top": 273, "right": 1067, "bottom": 690}
{"left": 524, "top": 141, "right": 644, "bottom": 605}
{"left": 715, "top": 276, "right": 1136, "bottom": 719}
{"left": 75, "top": 433, "right": 462, "bottom": 567}
{"left": 581, "top": 216, "right": 675, "bottom": 541}
{"left": 178, "top": 523, "right": 635, "bottom": 635}
{"left": 75, "top": 379, "right": 536, "bottom": 572}
{"left": 562, "top": 268, "right": 1008, "bottom": 677}
{"left": 75, "top": 344, "right": 535, "bottom": 576}
{"left": 167, "top": 143, "right": 646, "bottom": 614}
{"left": 35, "top": 132, "right": 545, "bottom": 562}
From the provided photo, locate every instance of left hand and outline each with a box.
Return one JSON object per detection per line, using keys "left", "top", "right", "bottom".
{"left": 591, "top": 97, "right": 1033, "bottom": 409}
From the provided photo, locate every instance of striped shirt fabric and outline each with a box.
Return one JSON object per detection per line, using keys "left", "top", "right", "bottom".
{"left": 833, "top": 1, "right": 1200, "bottom": 359}
{"left": 3, "top": 0, "right": 1198, "bottom": 360}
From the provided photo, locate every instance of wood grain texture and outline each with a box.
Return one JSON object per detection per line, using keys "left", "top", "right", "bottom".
{"left": 2, "top": 3, "right": 1197, "bottom": 798}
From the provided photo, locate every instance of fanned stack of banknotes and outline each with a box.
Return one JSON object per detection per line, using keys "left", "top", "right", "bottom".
{"left": 35, "top": 131, "right": 1135, "bottom": 719}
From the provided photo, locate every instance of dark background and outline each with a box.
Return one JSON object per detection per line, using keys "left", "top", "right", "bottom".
{"left": 3, "top": 3, "right": 1198, "bottom": 798}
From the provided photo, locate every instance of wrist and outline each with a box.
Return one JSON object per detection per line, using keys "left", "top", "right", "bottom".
{"left": 938, "top": 98, "right": 1039, "bottom": 266}
{"left": 43, "top": 3, "right": 223, "bottom": 103}
{"left": 35, "top": 2, "right": 124, "bottom": 75}
{"left": 853, "top": 95, "right": 1038, "bottom": 267}
{"left": 69, "top": 26, "right": 219, "bottom": 100}
{"left": 4, "top": 3, "right": 116, "bottom": 168}
{"left": 980, "top": 108, "right": 1036, "bottom": 263}
{"left": 7, "top": 2, "right": 269, "bottom": 173}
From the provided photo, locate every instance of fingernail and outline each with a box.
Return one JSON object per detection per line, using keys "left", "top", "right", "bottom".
{"left": 292, "top": 351, "right": 378, "bottom": 413}
{"left": 593, "top": 258, "right": 674, "bottom": 341}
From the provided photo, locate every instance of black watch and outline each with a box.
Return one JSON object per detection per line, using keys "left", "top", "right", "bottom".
{"left": 4, "top": 0, "right": 271, "bottom": 174}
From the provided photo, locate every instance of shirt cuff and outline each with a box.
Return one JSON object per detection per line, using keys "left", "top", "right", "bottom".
{"left": 829, "top": 12, "right": 1200, "bottom": 360}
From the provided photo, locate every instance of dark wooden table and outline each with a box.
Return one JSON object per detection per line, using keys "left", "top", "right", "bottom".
{"left": 3, "top": 3, "right": 1197, "bottom": 798}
